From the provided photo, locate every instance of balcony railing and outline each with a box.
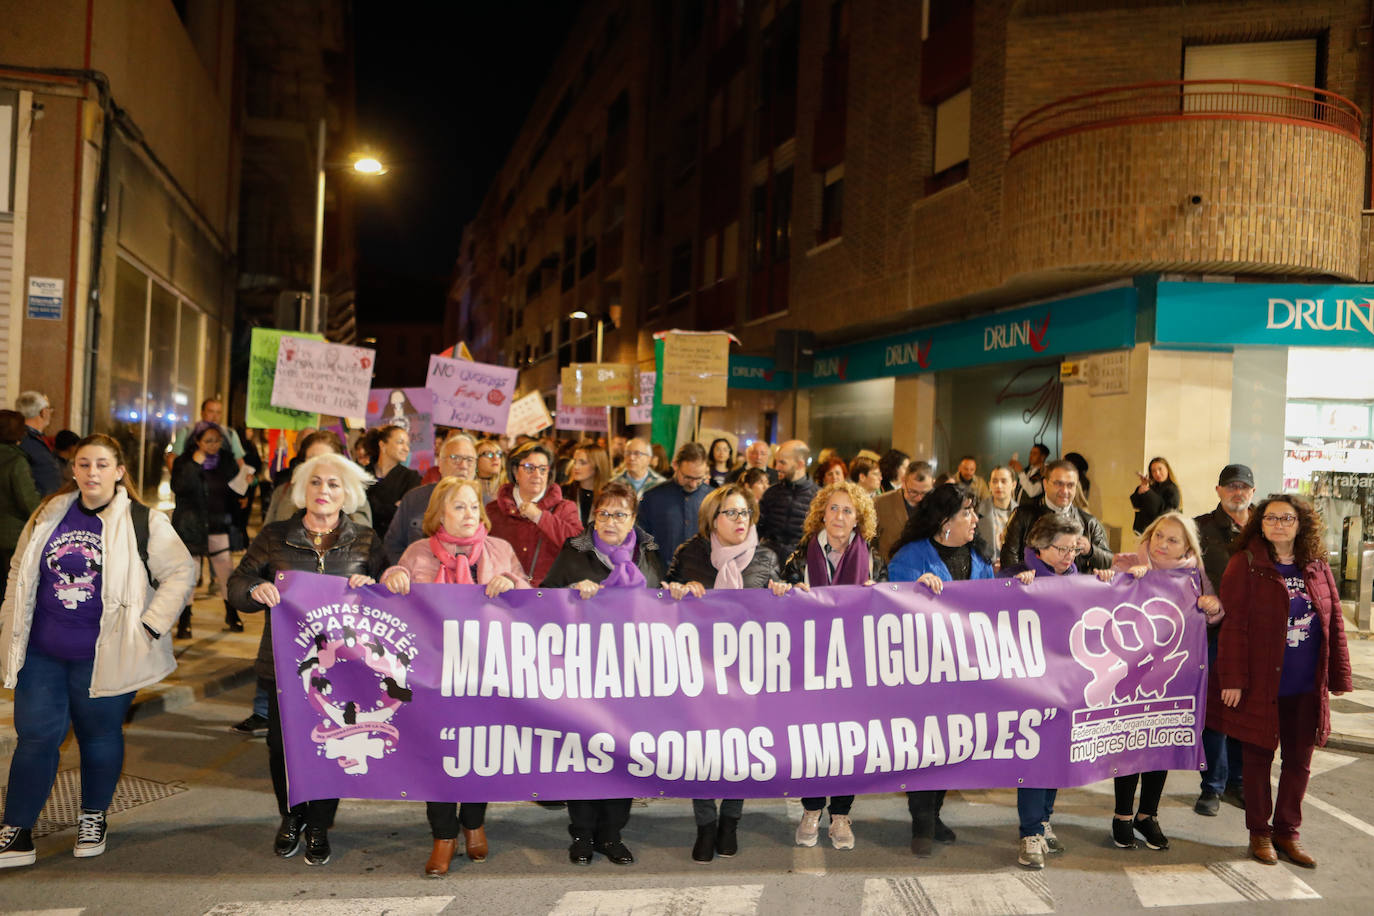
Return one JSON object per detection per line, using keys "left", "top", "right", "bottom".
{"left": 1009, "top": 79, "right": 1363, "bottom": 157}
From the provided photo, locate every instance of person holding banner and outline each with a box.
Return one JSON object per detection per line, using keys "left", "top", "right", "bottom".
{"left": 779, "top": 479, "right": 887, "bottom": 850}
{"left": 887, "top": 483, "right": 991, "bottom": 857}
{"left": 543, "top": 480, "right": 667, "bottom": 867}
{"left": 568, "top": 442, "right": 612, "bottom": 529}
{"left": 664, "top": 483, "right": 789, "bottom": 863}
{"left": 380, "top": 477, "right": 529, "bottom": 877}
{"left": 227, "top": 453, "right": 387, "bottom": 867}
{"left": 1217, "top": 495, "right": 1352, "bottom": 868}
{"left": 487, "top": 442, "right": 582, "bottom": 586}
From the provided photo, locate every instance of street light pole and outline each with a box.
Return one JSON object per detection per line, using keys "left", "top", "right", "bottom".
{"left": 310, "top": 117, "right": 326, "bottom": 335}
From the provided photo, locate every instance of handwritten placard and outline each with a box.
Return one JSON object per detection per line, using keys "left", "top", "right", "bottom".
{"left": 366, "top": 388, "right": 436, "bottom": 474}
{"left": 661, "top": 332, "right": 730, "bottom": 406}
{"left": 425, "top": 354, "right": 519, "bottom": 432}
{"left": 506, "top": 391, "right": 554, "bottom": 438}
{"left": 555, "top": 384, "right": 609, "bottom": 432}
{"left": 271, "top": 338, "right": 376, "bottom": 418}
{"left": 247, "top": 328, "right": 322, "bottom": 429}
{"left": 560, "top": 363, "right": 634, "bottom": 407}
{"left": 627, "top": 371, "right": 655, "bottom": 424}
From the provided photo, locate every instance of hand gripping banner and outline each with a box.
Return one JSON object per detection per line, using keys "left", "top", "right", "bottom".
{"left": 271, "top": 570, "right": 1208, "bottom": 807}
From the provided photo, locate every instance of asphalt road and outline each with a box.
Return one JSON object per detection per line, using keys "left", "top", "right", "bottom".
{"left": 3, "top": 682, "right": 1373, "bottom": 915}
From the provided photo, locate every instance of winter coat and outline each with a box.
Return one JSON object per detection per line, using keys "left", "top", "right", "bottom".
{"left": 169, "top": 448, "right": 236, "bottom": 555}
{"left": 779, "top": 533, "right": 888, "bottom": 586}
{"left": 383, "top": 481, "right": 438, "bottom": 563}
{"left": 889, "top": 537, "right": 995, "bottom": 583}
{"left": 542, "top": 527, "right": 667, "bottom": 588}
{"left": 383, "top": 534, "right": 530, "bottom": 589}
{"left": 609, "top": 466, "right": 666, "bottom": 497}
{"left": 485, "top": 482, "right": 583, "bottom": 586}
{"left": 0, "top": 442, "right": 41, "bottom": 553}
{"left": 757, "top": 475, "right": 819, "bottom": 559}
{"left": 228, "top": 516, "right": 388, "bottom": 682}
{"left": 1130, "top": 480, "right": 1181, "bottom": 534}
{"left": 999, "top": 498, "right": 1112, "bottom": 573}
{"left": 637, "top": 479, "right": 709, "bottom": 564}
{"left": 1, "top": 489, "right": 196, "bottom": 696}
{"left": 664, "top": 534, "right": 780, "bottom": 589}
{"left": 873, "top": 488, "right": 915, "bottom": 559}
{"left": 263, "top": 467, "right": 372, "bottom": 527}
{"left": 1216, "top": 537, "right": 1352, "bottom": 750}
{"left": 366, "top": 462, "right": 423, "bottom": 538}
{"left": 20, "top": 426, "right": 62, "bottom": 496}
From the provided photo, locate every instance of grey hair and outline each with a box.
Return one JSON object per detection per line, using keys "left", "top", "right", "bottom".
{"left": 290, "top": 453, "right": 375, "bottom": 515}
{"left": 15, "top": 391, "right": 49, "bottom": 419}
{"left": 1025, "top": 511, "right": 1083, "bottom": 550}
{"left": 440, "top": 431, "right": 477, "bottom": 452}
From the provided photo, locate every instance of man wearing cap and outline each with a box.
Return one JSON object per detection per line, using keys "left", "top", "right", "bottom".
{"left": 1192, "top": 463, "right": 1255, "bottom": 816}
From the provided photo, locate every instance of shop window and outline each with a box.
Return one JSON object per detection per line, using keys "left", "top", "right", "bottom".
{"left": 818, "top": 165, "right": 843, "bottom": 244}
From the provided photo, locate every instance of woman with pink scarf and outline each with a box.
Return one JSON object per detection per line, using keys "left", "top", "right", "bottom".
{"left": 664, "top": 483, "right": 791, "bottom": 864}
{"left": 380, "top": 477, "right": 529, "bottom": 878}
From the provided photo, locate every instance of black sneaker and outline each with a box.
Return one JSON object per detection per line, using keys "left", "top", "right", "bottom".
{"left": 303, "top": 826, "right": 331, "bottom": 866}
{"left": 74, "top": 809, "right": 106, "bottom": 858}
{"left": 0, "top": 825, "right": 36, "bottom": 869}
{"left": 1134, "top": 815, "right": 1169, "bottom": 850}
{"left": 1112, "top": 818, "right": 1137, "bottom": 848}
{"left": 232, "top": 713, "right": 269, "bottom": 737}
{"left": 1194, "top": 791, "right": 1221, "bottom": 816}
{"left": 274, "top": 813, "right": 305, "bottom": 858}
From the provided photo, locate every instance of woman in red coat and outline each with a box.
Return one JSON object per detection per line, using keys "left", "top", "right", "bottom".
{"left": 484, "top": 443, "right": 582, "bottom": 586}
{"left": 1217, "top": 495, "right": 1352, "bottom": 869}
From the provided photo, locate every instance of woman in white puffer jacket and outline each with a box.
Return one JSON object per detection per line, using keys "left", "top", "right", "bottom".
{"left": 0, "top": 434, "right": 195, "bottom": 870}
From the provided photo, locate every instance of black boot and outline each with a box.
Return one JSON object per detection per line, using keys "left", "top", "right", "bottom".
{"left": 274, "top": 813, "right": 305, "bottom": 858}
{"left": 568, "top": 826, "right": 593, "bottom": 866}
{"left": 716, "top": 815, "right": 739, "bottom": 857}
{"left": 692, "top": 822, "right": 715, "bottom": 863}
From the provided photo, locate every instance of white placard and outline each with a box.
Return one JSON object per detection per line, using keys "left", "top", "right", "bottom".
{"left": 270, "top": 337, "right": 376, "bottom": 417}
{"left": 627, "top": 371, "right": 655, "bottom": 424}
{"left": 506, "top": 391, "right": 553, "bottom": 437}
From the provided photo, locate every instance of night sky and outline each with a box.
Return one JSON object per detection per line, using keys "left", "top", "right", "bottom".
{"left": 353, "top": 1, "right": 585, "bottom": 324}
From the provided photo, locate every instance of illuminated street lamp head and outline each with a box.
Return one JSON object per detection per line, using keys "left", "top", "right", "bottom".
{"left": 352, "top": 156, "right": 386, "bottom": 175}
{"left": 569, "top": 309, "right": 589, "bottom": 320}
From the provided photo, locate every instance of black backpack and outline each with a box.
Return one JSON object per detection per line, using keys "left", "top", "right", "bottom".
{"left": 129, "top": 499, "right": 159, "bottom": 589}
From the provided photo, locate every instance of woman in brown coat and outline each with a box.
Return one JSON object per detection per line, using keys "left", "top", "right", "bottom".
{"left": 1217, "top": 495, "right": 1352, "bottom": 869}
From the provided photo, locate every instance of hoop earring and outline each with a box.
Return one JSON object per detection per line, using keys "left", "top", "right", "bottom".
{"left": 942, "top": 528, "right": 950, "bottom": 540}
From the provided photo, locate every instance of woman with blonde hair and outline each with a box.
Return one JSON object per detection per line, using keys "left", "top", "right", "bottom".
{"left": 1130, "top": 456, "right": 1181, "bottom": 534}
{"left": 474, "top": 438, "right": 505, "bottom": 506}
{"left": 568, "top": 441, "right": 612, "bottom": 528}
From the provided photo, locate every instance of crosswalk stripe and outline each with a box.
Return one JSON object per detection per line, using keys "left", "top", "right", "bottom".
{"left": 6, "top": 910, "right": 86, "bottom": 916}
{"left": 861, "top": 877, "right": 939, "bottom": 916}
{"left": 1127, "top": 864, "right": 1246, "bottom": 908}
{"left": 202, "top": 897, "right": 453, "bottom": 916}
{"left": 549, "top": 885, "right": 764, "bottom": 915}
{"left": 1209, "top": 861, "right": 1321, "bottom": 903}
{"left": 862, "top": 875, "right": 1055, "bottom": 916}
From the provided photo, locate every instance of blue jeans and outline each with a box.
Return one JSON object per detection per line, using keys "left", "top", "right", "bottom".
{"left": 1200, "top": 640, "right": 1243, "bottom": 794}
{"left": 2, "top": 648, "right": 135, "bottom": 828}
{"left": 252, "top": 680, "right": 269, "bottom": 719}
{"left": 1017, "top": 788, "right": 1058, "bottom": 838}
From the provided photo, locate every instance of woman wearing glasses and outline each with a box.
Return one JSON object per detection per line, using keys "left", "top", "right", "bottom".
{"left": 486, "top": 443, "right": 582, "bottom": 586}
{"left": 474, "top": 439, "right": 505, "bottom": 506}
{"left": 664, "top": 483, "right": 789, "bottom": 863}
{"left": 567, "top": 442, "right": 612, "bottom": 529}
{"left": 1217, "top": 496, "right": 1351, "bottom": 868}
{"left": 778, "top": 479, "right": 886, "bottom": 850}
{"left": 887, "top": 483, "right": 991, "bottom": 858}
{"left": 381, "top": 477, "right": 530, "bottom": 877}
{"left": 543, "top": 480, "right": 666, "bottom": 867}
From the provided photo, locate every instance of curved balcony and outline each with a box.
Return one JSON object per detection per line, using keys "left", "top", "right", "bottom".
{"left": 1002, "top": 80, "right": 1366, "bottom": 281}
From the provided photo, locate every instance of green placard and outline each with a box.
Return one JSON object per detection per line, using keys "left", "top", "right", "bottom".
{"left": 248, "top": 327, "right": 323, "bottom": 429}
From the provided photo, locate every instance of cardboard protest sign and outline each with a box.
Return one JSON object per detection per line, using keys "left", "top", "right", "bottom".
{"left": 506, "top": 391, "right": 553, "bottom": 437}
{"left": 248, "top": 328, "right": 322, "bottom": 429}
{"left": 661, "top": 332, "right": 730, "bottom": 406}
{"left": 626, "top": 371, "right": 655, "bottom": 424}
{"left": 366, "top": 388, "right": 436, "bottom": 474}
{"left": 271, "top": 338, "right": 376, "bottom": 418}
{"left": 560, "top": 363, "right": 634, "bottom": 407}
{"left": 555, "top": 384, "right": 608, "bottom": 432}
{"left": 425, "top": 354, "right": 518, "bottom": 434}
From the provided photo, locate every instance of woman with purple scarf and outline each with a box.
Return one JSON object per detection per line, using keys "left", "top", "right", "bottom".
{"left": 778, "top": 479, "right": 887, "bottom": 850}
{"left": 543, "top": 480, "right": 666, "bottom": 868}
{"left": 664, "top": 482, "right": 790, "bottom": 863}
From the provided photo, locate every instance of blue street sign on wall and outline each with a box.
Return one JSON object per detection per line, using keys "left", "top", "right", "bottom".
{"left": 1154, "top": 281, "right": 1374, "bottom": 349}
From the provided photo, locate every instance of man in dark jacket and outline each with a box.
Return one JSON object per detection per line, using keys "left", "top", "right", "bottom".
{"left": 637, "top": 442, "right": 710, "bottom": 563}
{"left": 724, "top": 440, "right": 780, "bottom": 485}
{"left": 757, "top": 440, "right": 818, "bottom": 560}
{"left": 1192, "top": 462, "right": 1254, "bottom": 816}
{"left": 999, "top": 459, "right": 1111, "bottom": 572}
{"left": 14, "top": 391, "right": 62, "bottom": 496}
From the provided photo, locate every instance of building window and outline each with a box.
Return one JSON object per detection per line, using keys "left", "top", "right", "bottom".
{"left": 669, "top": 241, "right": 693, "bottom": 303}
{"left": 819, "top": 165, "right": 843, "bottom": 244}
{"left": 580, "top": 239, "right": 597, "bottom": 278}
{"left": 771, "top": 167, "right": 793, "bottom": 263}
{"left": 0, "top": 91, "right": 15, "bottom": 212}
{"left": 1182, "top": 39, "right": 1319, "bottom": 108}
{"left": 929, "top": 86, "right": 970, "bottom": 192}
{"left": 673, "top": 111, "right": 699, "bottom": 185}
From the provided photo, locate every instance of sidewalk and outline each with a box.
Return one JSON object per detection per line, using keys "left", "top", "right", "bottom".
{"left": 2, "top": 595, "right": 1374, "bottom": 759}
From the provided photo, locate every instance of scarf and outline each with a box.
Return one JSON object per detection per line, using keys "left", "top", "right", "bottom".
{"left": 710, "top": 526, "right": 758, "bottom": 590}
{"left": 806, "top": 531, "right": 870, "bottom": 585}
{"left": 192, "top": 420, "right": 222, "bottom": 470}
{"left": 595, "top": 528, "right": 645, "bottom": 588}
{"left": 430, "top": 524, "right": 488, "bottom": 584}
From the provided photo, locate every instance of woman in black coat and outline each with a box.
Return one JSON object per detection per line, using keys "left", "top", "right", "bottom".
{"left": 171, "top": 422, "right": 239, "bottom": 636}
{"left": 543, "top": 480, "right": 665, "bottom": 868}
{"left": 1130, "top": 456, "right": 1181, "bottom": 534}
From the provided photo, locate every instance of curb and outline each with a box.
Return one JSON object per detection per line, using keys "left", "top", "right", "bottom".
{"left": 1325, "top": 732, "right": 1374, "bottom": 755}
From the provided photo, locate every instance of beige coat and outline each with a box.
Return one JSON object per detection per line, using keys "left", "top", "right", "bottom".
{"left": 874, "top": 489, "right": 914, "bottom": 559}
{"left": 1, "top": 489, "right": 196, "bottom": 697}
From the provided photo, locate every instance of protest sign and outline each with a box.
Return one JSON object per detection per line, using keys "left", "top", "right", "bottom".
{"left": 366, "top": 388, "right": 436, "bottom": 475}
{"left": 626, "top": 371, "right": 655, "bottom": 425}
{"left": 425, "top": 354, "right": 519, "bottom": 433}
{"left": 560, "top": 363, "right": 634, "bottom": 407}
{"left": 506, "top": 391, "right": 553, "bottom": 438}
{"left": 661, "top": 332, "right": 730, "bottom": 406}
{"left": 272, "top": 570, "right": 1207, "bottom": 807}
{"left": 248, "top": 328, "right": 322, "bottom": 429}
{"left": 554, "top": 384, "right": 609, "bottom": 432}
{"left": 272, "top": 338, "right": 376, "bottom": 418}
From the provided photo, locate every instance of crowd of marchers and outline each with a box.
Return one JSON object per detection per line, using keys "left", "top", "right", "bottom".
{"left": 0, "top": 395, "right": 1351, "bottom": 878}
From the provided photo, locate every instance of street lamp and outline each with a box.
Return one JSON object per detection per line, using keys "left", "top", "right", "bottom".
{"left": 310, "top": 118, "right": 387, "bottom": 335}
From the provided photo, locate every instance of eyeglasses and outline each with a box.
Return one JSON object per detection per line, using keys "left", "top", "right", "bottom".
{"left": 478, "top": 451, "right": 503, "bottom": 460}
{"left": 595, "top": 510, "right": 631, "bottom": 522}
{"left": 717, "top": 508, "right": 751, "bottom": 521}
{"left": 1045, "top": 544, "right": 1079, "bottom": 557}
{"left": 517, "top": 463, "right": 550, "bottom": 476}
{"left": 1262, "top": 514, "right": 1298, "bottom": 526}
{"left": 627, "top": 450, "right": 652, "bottom": 459}
{"left": 441, "top": 454, "right": 477, "bottom": 465}
{"left": 825, "top": 504, "right": 855, "bottom": 517}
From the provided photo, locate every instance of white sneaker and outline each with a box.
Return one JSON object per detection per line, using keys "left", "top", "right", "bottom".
{"left": 795, "top": 809, "right": 821, "bottom": 847}
{"left": 1042, "top": 820, "right": 1064, "bottom": 853}
{"left": 828, "top": 814, "right": 855, "bottom": 850}
{"left": 1018, "top": 834, "right": 1046, "bottom": 869}
{"left": 74, "top": 810, "right": 106, "bottom": 858}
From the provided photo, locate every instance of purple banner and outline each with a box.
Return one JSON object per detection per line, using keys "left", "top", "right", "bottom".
{"left": 271, "top": 570, "right": 1207, "bottom": 807}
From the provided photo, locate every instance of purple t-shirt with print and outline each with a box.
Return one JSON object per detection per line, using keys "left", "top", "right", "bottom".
{"left": 30, "top": 500, "right": 105, "bottom": 660}
{"left": 1275, "top": 562, "right": 1321, "bottom": 697}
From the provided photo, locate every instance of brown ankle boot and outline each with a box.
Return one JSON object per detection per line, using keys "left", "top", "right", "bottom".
{"left": 425, "top": 838, "right": 457, "bottom": 877}
{"left": 1248, "top": 833, "right": 1277, "bottom": 865}
{"left": 1272, "top": 835, "right": 1316, "bottom": 868}
{"left": 463, "top": 826, "right": 488, "bottom": 862}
